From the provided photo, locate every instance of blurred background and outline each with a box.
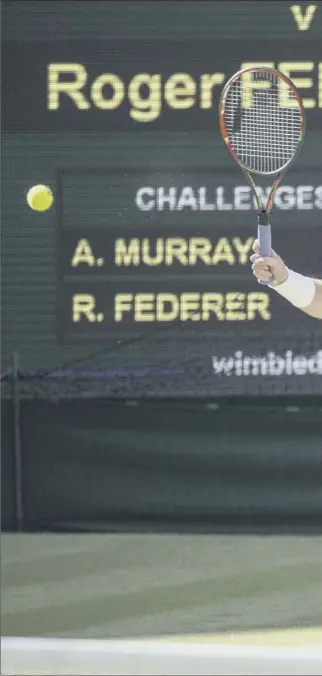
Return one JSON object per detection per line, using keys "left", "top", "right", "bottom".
{"left": 1, "top": 0, "right": 322, "bottom": 662}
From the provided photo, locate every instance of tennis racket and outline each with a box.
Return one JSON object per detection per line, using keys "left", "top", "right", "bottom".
{"left": 219, "top": 66, "right": 306, "bottom": 284}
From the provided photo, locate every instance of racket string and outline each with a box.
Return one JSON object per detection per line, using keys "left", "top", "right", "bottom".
{"left": 224, "top": 70, "right": 302, "bottom": 174}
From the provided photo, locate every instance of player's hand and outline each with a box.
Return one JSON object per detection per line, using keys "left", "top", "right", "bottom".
{"left": 250, "top": 240, "right": 288, "bottom": 286}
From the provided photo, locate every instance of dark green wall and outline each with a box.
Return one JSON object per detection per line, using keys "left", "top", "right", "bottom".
{"left": 2, "top": 398, "right": 322, "bottom": 532}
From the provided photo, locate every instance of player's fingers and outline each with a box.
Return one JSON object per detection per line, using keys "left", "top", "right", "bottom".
{"left": 250, "top": 254, "right": 272, "bottom": 267}
{"left": 257, "top": 256, "right": 280, "bottom": 269}
{"left": 251, "top": 258, "right": 270, "bottom": 270}
{"left": 252, "top": 240, "right": 280, "bottom": 260}
{"left": 253, "top": 268, "right": 273, "bottom": 278}
{"left": 253, "top": 268, "right": 272, "bottom": 281}
{"left": 250, "top": 253, "right": 270, "bottom": 264}
{"left": 252, "top": 260, "right": 272, "bottom": 273}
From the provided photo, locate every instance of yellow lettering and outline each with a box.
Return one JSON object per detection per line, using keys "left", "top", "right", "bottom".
{"left": 232, "top": 237, "right": 254, "bottom": 265}
{"left": 134, "top": 294, "right": 155, "bottom": 321}
{"left": 290, "top": 5, "right": 316, "bottom": 30}
{"left": 164, "top": 73, "right": 196, "bottom": 109}
{"left": 142, "top": 239, "right": 164, "bottom": 266}
{"left": 114, "top": 238, "right": 264, "bottom": 269}
{"left": 189, "top": 238, "right": 212, "bottom": 265}
{"left": 212, "top": 238, "right": 235, "bottom": 265}
{"left": 165, "top": 239, "right": 188, "bottom": 265}
{"left": 156, "top": 293, "right": 179, "bottom": 321}
{"left": 180, "top": 293, "right": 201, "bottom": 321}
{"left": 112, "top": 292, "right": 272, "bottom": 324}
{"left": 247, "top": 293, "right": 271, "bottom": 320}
{"left": 115, "top": 239, "right": 140, "bottom": 266}
{"left": 226, "top": 293, "right": 246, "bottom": 320}
{"left": 128, "top": 74, "right": 161, "bottom": 122}
{"left": 47, "top": 63, "right": 321, "bottom": 119}
{"left": 278, "top": 62, "right": 315, "bottom": 108}
{"left": 91, "top": 73, "right": 124, "bottom": 109}
{"left": 115, "top": 294, "right": 133, "bottom": 321}
{"left": 71, "top": 239, "right": 96, "bottom": 267}
{"left": 47, "top": 63, "right": 89, "bottom": 110}
{"left": 202, "top": 293, "right": 225, "bottom": 321}
{"left": 200, "top": 73, "right": 225, "bottom": 109}
{"left": 72, "top": 294, "right": 97, "bottom": 322}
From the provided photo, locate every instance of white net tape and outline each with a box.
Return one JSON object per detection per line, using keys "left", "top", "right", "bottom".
{"left": 2, "top": 637, "right": 322, "bottom": 676}
{"left": 223, "top": 70, "right": 302, "bottom": 174}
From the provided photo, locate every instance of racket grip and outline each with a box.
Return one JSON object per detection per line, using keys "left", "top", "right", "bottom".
{"left": 257, "top": 210, "right": 272, "bottom": 286}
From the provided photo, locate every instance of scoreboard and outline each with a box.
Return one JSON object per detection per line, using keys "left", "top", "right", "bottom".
{"left": 2, "top": 0, "right": 322, "bottom": 396}
{"left": 57, "top": 168, "right": 322, "bottom": 344}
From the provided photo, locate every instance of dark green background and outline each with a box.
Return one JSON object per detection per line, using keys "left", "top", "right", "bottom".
{"left": 2, "top": 0, "right": 322, "bottom": 396}
{"left": 2, "top": 398, "right": 322, "bottom": 532}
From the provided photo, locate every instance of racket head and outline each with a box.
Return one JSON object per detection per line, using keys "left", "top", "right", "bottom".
{"left": 219, "top": 66, "right": 306, "bottom": 176}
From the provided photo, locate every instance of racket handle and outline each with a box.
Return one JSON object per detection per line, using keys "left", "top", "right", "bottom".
{"left": 257, "top": 210, "right": 272, "bottom": 286}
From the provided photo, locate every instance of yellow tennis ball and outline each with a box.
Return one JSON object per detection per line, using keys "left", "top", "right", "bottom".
{"left": 27, "top": 185, "right": 53, "bottom": 211}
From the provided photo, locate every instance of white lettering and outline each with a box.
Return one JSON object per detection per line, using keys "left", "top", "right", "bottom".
{"left": 234, "top": 186, "right": 252, "bottom": 210}
{"left": 198, "top": 187, "right": 215, "bottom": 211}
{"left": 274, "top": 186, "right": 296, "bottom": 210}
{"left": 135, "top": 184, "right": 322, "bottom": 212}
{"left": 215, "top": 187, "right": 233, "bottom": 211}
{"left": 212, "top": 351, "right": 322, "bottom": 377}
{"left": 177, "top": 187, "right": 198, "bottom": 211}
{"left": 297, "top": 186, "right": 313, "bottom": 209}
{"left": 136, "top": 187, "right": 155, "bottom": 211}
{"left": 157, "top": 187, "right": 177, "bottom": 211}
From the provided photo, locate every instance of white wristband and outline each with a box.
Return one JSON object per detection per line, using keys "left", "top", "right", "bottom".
{"left": 273, "top": 268, "right": 316, "bottom": 309}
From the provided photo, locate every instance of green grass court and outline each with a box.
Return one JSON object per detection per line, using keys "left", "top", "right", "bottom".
{"left": 2, "top": 534, "right": 322, "bottom": 645}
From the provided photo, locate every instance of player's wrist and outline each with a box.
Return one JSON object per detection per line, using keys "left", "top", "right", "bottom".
{"left": 271, "top": 266, "right": 289, "bottom": 287}
{"left": 272, "top": 268, "right": 316, "bottom": 309}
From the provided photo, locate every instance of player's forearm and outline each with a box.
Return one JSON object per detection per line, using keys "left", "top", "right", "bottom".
{"left": 274, "top": 271, "right": 322, "bottom": 319}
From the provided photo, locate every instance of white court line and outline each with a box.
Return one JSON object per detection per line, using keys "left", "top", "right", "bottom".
{"left": 2, "top": 637, "right": 322, "bottom": 675}
{"left": 160, "top": 626, "right": 322, "bottom": 648}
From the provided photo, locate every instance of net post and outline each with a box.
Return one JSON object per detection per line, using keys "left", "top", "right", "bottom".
{"left": 12, "top": 351, "right": 24, "bottom": 532}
